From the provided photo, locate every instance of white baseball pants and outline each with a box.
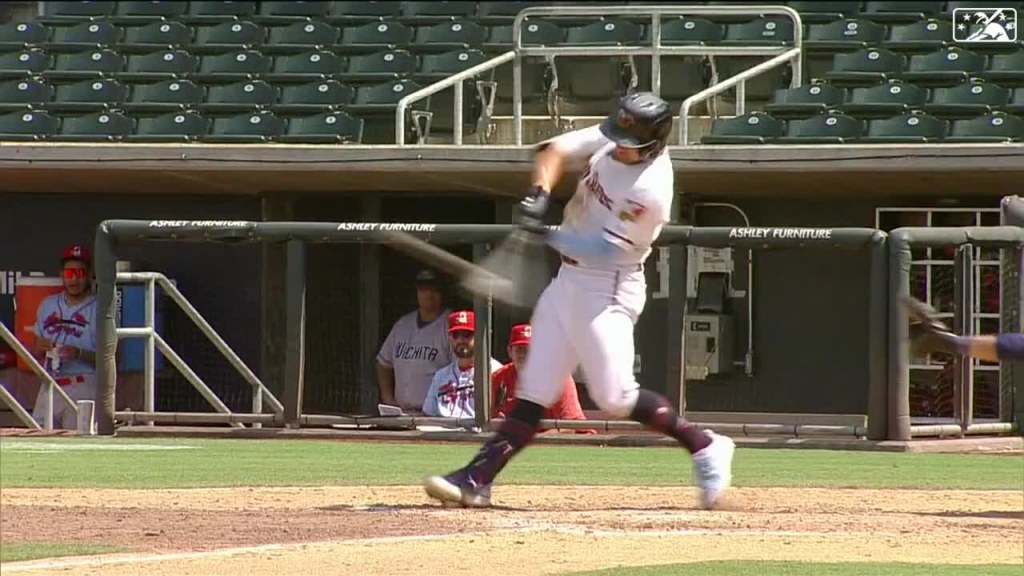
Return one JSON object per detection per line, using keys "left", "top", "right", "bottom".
{"left": 33, "top": 376, "right": 96, "bottom": 429}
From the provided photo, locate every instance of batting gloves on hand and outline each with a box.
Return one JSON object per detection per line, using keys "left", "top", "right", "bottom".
{"left": 517, "top": 186, "right": 550, "bottom": 235}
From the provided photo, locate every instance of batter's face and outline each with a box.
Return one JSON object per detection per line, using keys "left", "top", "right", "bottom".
{"left": 415, "top": 284, "right": 442, "bottom": 315}
{"left": 62, "top": 260, "right": 89, "bottom": 296}
{"left": 451, "top": 330, "right": 474, "bottom": 359}
{"left": 613, "top": 145, "right": 644, "bottom": 165}
{"left": 508, "top": 344, "right": 529, "bottom": 372}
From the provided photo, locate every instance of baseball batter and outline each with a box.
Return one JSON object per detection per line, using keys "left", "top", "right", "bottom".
{"left": 424, "top": 93, "right": 735, "bottom": 509}
{"left": 31, "top": 245, "right": 97, "bottom": 429}
{"left": 905, "top": 296, "right": 1024, "bottom": 362}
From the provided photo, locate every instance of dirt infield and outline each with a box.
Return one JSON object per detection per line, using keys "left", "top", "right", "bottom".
{"left": 2, "top": 485, "right": 1022, "bottom": 575}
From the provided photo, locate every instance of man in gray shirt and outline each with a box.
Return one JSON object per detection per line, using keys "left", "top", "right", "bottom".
{"left": 377, "top": 270, "right": 455, "bottom": 412}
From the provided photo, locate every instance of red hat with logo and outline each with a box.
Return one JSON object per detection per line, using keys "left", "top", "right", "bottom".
{"left": 62, "top": 244, "right": 91, "bottom": 266}
{"left": 509, "top": 324, "right": 532, "bottom": 346}
{"left": 448, "top": 310, "right": 474, "bottom": 333}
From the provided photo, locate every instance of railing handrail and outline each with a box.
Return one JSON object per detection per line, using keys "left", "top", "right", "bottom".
{"left": 678, "top": 47, "right": 802, "bottom": 146}
{"left": 395, "top": 50, "right": 516, "bottom": 145}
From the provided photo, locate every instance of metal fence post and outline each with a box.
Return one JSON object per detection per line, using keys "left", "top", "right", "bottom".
{"left": 283, "top": 239, "right": 307, "bottom": 426}
{"left": 473, "top": 242, "right": 493, "bottom": 430}
{"left": 953, "top": 244, "right": 975, "bottom": 435}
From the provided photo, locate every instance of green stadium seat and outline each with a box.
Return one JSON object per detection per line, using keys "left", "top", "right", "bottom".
{"left": 409, "top": 83, "right": 481, "bottom": 142}
{"left": 785, "top": 1, "right": 862, "bottom": 23}
{"left": 655, "top": 17, "right": 724, "bottom": 46}
{"left": 199, "top": 80, "right": 279, "bottom": 114}
{"left": 486, "top": 56, "right": 552, "bottom": 116}
{"left": 399, "top": 2, "right": 478, "bottom": 25}
{"left": 40, "top": 2, "right": 116, "bottom": 24}
{"left": 347, "top": 78, "right": 424, "bottom": 143}
{"left": 943, "top": 111, "right": 1024, "bottom": 142}
{"left": 336, "top": 21, "right": 414, "bottom": 55}
{"left": 720, "top": 17, "right": 795, "bottom": 46}
{"left": 264, "top": 22, "right": 342, "bottom": 56}
{"left": 45, "top": 21, "right": 123, "bottom": 52}
{"left": 775, "top": 112, "right": 864, "bottom": 143}
{"left": 484, "top": 21, "right": 564, "bottom": 51}
{"left": 978, "top": 51, "right": 1024, "bottom": 87}
{"left": 0, "top": 78, "right": 53, "bottom": 112}
{"left": 43, "top": 49, "right": 127, "bottom": 81}
{"left": 825, "top": 48, "right": 905, "bottom": 87}
{"left": 51, "top": 111, "right": 133, "bottom": 141}
{"left": 765, "top": 82, "right": 846, "bottom": 119}
{"left": 901, "top": 47, "right": 986, "bottom": 87}
{"left": 122, "top": 79, "right": 205, "bottom": 114}
{"left": 195, "top": 50, "right": 271, "bottom": 83}
{"left": 327, "top": 2, "right": 403, "bottom": 25}
{"left": 253, "top": 2, "right": 332, "bottom": 25}
{"left": 119, "top": 22, "right": 194, "bottom": 54}
{"left": 633, "top": 57, "right": 711, "bottom": 112}
{"left": 182, "top": 2, "right": 258, "bottom": 25}
{"left": 414, "top": 49, "right": 487, "bottom": 84}
{"left": 553, "top": 54, "right": 633, "bottom": 116}
{"left": 842, "top": 80, "right": 928, "bottom": 118}
{"left": 476, "top": 2, "right": 546, "bottom": 25}
{"left": 112, "top": 1, "right": 189, "bottom": 24}
{"left": 129, "top": 110, "right": 211, "bottom": 142}
{"left": 0, "top": 22, "right": 51, "bottom": 52}
{"left": 923, "top": 80, "right": 1012, "bottom": 118}
{"left": 278, "top": 110, "right": 364, "bottom": 143}
{"left": 47, "top": 78, "right": 127, "bottom": 113}
{"left": 1007, "top": 88, "right": 1024, "bottom": 114}
{"left": 0, "top": 110, "right": 60, "bottom": 140}
{"left": 118, "top": 50, "right": 199, "bottom": 82}
{"left": 412, "top": 21, "right": 487, "bottom": 53}
{"left": 189, "top": 22, "right": 266, "bottom": 56}
{"left": 564, "top": 19, "right": 644, "bottom": 46}
{"left": 700, "top": 111, "right": 785, "bottom": 144}
{"left": 338, "top": 50, "right": 417, "bottom": 84}
{"left": 203, "top": 111, "right": 285, "bottom": 142}
{"left": 266, "top": 51, "right": 346, "bottom": 84}
{"left": 272, "top": 79, "right": 355, "bottom": 114}
{"left": 0, "top": 49, "right": 53, "bottom": 80}
{"left": 885, "top": 19, "right": 953, "bottom": 53}
{"left": 861, "top": 1, "right": 946, "bottom": 24}
{"left": 859, "top": 111, "right": 948, "bottom": 143}
{"left": 804, "top": 19, "right": 887, "bottom": 53}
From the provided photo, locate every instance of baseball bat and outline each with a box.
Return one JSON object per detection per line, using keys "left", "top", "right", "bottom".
{"left": 381, "top": 230, "right": 514, "bottom": 292}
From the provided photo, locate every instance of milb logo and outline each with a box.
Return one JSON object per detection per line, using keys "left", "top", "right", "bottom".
{"left": 953, "top": 7, "right": 1017, "bottom": 42}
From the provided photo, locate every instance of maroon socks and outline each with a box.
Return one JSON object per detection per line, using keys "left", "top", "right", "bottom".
{"left": 630, "top": 389, "right": 711, "bottom": 454}
{"left": 465, "top": 400, "right": 543, "bottom": 486}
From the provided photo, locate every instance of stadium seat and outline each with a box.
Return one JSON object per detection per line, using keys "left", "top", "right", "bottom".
{"left": 825, "top": 48, "right": 905, "bottom": 87}
{"left": 0, "top": 22, "right": 51, "bottom": 52}
{"left": 775, "top": 112, "right": 864, "bottom": 143}
{"left": 484, "top": 21, "right": 564, "bottom": 51}
{"left": 203, "top": 111, "right": 285, "bottom": 142}
{"left": 45, "top": 21, "right": 123, "bottom": 52}
{"left": 1006, "top": 88, "right": 1024, "bottom": 114}
{"left": 278, "top": 110, "right": 364, "bottom": 143}
{"left": 0, "top": 78, "right": 53, "bottom": 112}
{"left": 112, "top": 1, "right": 188, "bottom": 24}
{"left": 859, "top": 111, "right": 948, "bottom": 142}
{"left": 804, "top": 19, "right": 888, "bottom": 53}
{"left": 339, "top": 50, "right": 417, "bottom": 84}
{"left": 129, "top": 110, "right": 211, "bottom": 142}
{"left": 0, "top": 110, "right": 60, "bottom": 140}
{"left": 861, "top": 1, "right": 946, "bottom": 23}
{"left": 564, "top": 19, "right": 644, "bottom": 46}
{"left": 765, "top": 82, "right": 846, "bottom": 119}
{"left": 264, "top": 22, "right": 342, "bottom": 56}
{"left": 253, "top": 2, "right": 332, "bottom": 25}
{"left": 700, "top": 111, "right": 785, "bottom": 144}
{"left": 412, "top": 21, "right": 487, "bottom": 53}
{"left": 476, "top": 2, "right": 545, "bottom": 25}
{"left": 841, "top": 80, "right": 928, "bottom": 119}
{"left": 885, "top": 19, "right": 952, "bottom": 53}
{"left": 40, "top": 1, "right": 116, "bottom": 24}
{"left": 122, "top": 79, "right": 205, "bottom": 114}
{"left": 656, "top": 17, "right": 724, "bottom": 45}
{"left": 944, "top": 111, "right": 1024, "bottom": 142}
{"left": 486, "top": 56, "right": 552, "bottom": 116}
{"left": 47, "top": 78, "right": 127, "bottom": 113}
{"left": 785, "top": 1, "right": 862, "bottom": 23}
{"left": 51, "top": 111, "right": 133, "bottom": 141}
{"left": 336, "top": 21, "right": 414, "bottom": 55}
{"left": 200, "top": 80, "right": 279, "bottom": 114}
{"left": 189, "top": 22, "right": 266, "bottom": 56}
{"left": 414, "top": 49, "right": 487, "bottom": 84}
{"left": 327, "top": 2, "right": 403, "bottom": 25}
{"left": 633, "top": 56, "right": 711, "bottom": 113}
{"left": 119, "top": 22, "right": 194, "bottom": 54}
{"left": 347, "top": 78, "right": 424, "bottom": 143}
{"left": 901, "top": 47, "right": 986, "bottom": 87}
{"left": 720, "top": 17, "right": 795, "bottom": 46}
{"left": 266, "top": 51, "right": 346, "bottom": 84}
{"left": 399, "top": 1, "right": 478, "bottom": 25}
{"left": 409, "top": 83, "right": 481, "bottom": 142}
{"left": 924, "top": 80, "right": 1011, "bottom": 118}
{"left": 0, "top": 49, "right": 52, "bottom": 80}
{"left": 43, "top": 49, "right": 126, "bottom": 81}
{"left": 195, "top": 50, "right": 272, "bottom": 83}
{"left": 272, "top": 79, "right": 355, "bottom": 114}
{"left": 979, "top": 51, "right": 1024, "bottom": 87}
{"left": 553, "top": 54, "right": 633, "bottom": 116}
{"left": 118, "top": 50, "right": 199, "bottom": 82}
{"left": 182, "top": 2, "right": 258, "bottom": 25}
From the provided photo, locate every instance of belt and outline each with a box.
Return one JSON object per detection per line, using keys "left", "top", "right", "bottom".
{"left": 54, "top": 374, "right": 86, "bottom": 386}
{"left": 561, "top": 255, "right": 642, "bottom": 273}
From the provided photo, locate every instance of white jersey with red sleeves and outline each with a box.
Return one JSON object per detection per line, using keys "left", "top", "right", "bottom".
{"left": 422, "top": 358, "right": 503, "bottom": 419}
{"left": 550, "top": 124, "right": 675, "bottom": 269}
{"left": 377, "top": 309, "right": 456, "bottom": 410}
{"left": 35, "top": 292, "right": 97, "bottom": 376}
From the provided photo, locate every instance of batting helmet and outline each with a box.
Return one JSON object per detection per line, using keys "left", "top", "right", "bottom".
{"left": 598, "top": 92, "right": 673, "bottom": 159}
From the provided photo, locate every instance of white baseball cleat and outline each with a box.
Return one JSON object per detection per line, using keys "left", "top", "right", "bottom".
{"left": 423, "top": 471, "right": 492, "bottom": 508}
{"left": 691, "top": 431, "right": 735, "bottom": 510}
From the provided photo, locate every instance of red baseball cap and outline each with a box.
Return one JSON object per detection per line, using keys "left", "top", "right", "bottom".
{"left": 509, "top": 324, "right": 532, "bottom": 346}
{"left": 448, "top": 310, "right": 474, "bottom": 333}
{"left": 62, "top": 244, "right": 91, "bottom": 265}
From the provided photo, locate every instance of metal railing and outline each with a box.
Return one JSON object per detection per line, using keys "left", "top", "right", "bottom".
{"left": 115, "top": 272, "right": 284, "bottom": 428}
{"left": 0, "top": 321, "right": 78, "bottom": 429}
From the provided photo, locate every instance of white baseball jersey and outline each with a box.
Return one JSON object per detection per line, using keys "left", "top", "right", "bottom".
{"left": 422, "top": 358, "right": 503, "bottom": 419}
{"left": 377, "top": 309, "right": 456, "bottom": 410}
{"left": 35, "top": 292, "right": 97, "bottom": 376}
{"left": 554, "top": 125, "right": 674, "bottom": 269}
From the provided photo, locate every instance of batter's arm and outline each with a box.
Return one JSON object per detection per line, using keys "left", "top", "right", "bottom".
{"left": 533, "top": 125, "right": 609, "bottom": 192}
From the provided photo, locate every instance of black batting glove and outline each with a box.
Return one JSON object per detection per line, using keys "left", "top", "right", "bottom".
{"left": 517, "top": 185, "right": 550, "bottom": 235}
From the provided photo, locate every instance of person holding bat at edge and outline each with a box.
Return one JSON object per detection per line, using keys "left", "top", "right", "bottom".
{"left": 904, "top": 296, "right": 1024, "bottom": 362}
{"left": 423, "top": 92, "right": 736, "bottom": 510}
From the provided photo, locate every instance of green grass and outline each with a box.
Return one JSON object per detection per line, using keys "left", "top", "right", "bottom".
{"left": 1, "top": 437, "right": 1021, "bottom": 490}
{"left": 563, "top": 562, "right": 1024, "bottom": 576}
{"left": 0, "top": 542, "right": 124, "bottom": 563}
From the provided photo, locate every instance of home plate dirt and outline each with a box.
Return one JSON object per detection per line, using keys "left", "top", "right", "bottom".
{"left": 2, "top": 486, "right": 1021, "bottom": 575}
